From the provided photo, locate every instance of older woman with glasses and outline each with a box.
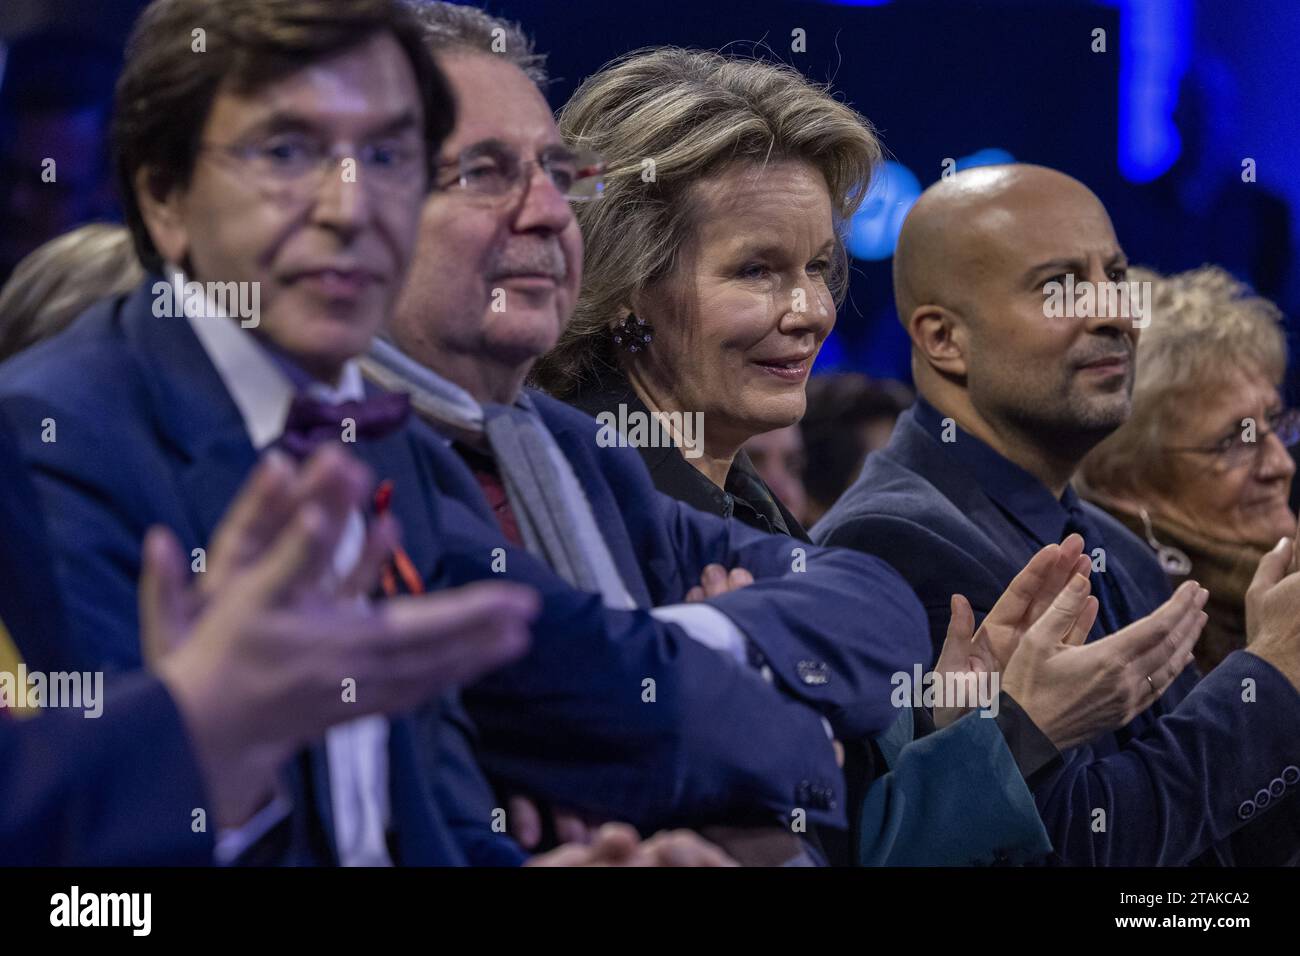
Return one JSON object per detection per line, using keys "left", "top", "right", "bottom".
{"left": 1079, "top": 265, "right": 1298, "bottom": 671}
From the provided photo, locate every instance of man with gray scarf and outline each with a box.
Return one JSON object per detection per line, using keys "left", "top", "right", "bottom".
{"left": 354, "top": 0, "right": 1132, "bottom": 871}
{"left": 359, "top": 3, "right": 967, "bottom": 865}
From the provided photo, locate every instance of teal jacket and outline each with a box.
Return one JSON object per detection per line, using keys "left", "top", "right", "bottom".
{"left": 859, "top": 708, "right": 1051, "bottom": 865}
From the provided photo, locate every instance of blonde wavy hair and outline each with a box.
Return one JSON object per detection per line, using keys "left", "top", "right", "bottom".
{"left": 530, "top": 47, "right": 882, "bottom": 397}
{"left": 1078, "top": 264, "right": 1287, "bottom": 500}
{"left": 0, "top": 224, "right": 145, "bottom": 362}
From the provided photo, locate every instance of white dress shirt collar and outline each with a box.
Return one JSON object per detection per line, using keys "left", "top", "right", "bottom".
{"left": 173, "top": 265, "right": 365, "bottom": 450}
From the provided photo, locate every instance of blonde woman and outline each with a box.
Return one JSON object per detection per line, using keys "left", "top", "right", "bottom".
{"left": 532, "top": 48, "right": 878, "bottom": 540}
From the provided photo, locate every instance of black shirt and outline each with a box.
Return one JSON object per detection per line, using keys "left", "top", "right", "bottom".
{"left": 565, "top": 369, "right": 811, "bottom": 541}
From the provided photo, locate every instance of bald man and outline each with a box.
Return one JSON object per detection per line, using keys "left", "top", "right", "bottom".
{"left": 815, "top": 164, "right": 1300, "bottom": 866}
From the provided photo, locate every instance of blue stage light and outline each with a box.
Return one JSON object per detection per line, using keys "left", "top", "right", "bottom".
{"left": 954, "top": 147, "right": 1015, "bottom": 172}
{"left": 848, "top": 149, "right": 1014, "bottom": 261}
{"left": 1103, "top": 0, "right": 1191, "bottom": 183}
{"left": 848, "top": 160, "right": 921, "bottom": 261}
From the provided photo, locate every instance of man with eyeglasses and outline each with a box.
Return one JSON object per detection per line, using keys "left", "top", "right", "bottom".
{"left": 815, "top": 163, "right": 1300, "bottom": 865}
{"left": 348, "top": 2, "right": 978, "bottom": 865}
{"left": 0, "top": 0, "right": 738, "bottom": 868}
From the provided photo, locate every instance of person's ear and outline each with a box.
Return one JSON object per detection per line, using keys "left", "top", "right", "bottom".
{"left": 907, "top": 304, "right": 969, "bottom": 379}
{"left": 134, "top": 166, "right": 190, "bottom": 269}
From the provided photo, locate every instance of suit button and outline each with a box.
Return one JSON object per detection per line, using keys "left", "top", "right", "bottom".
{"left": 1270, "top": 777, "right": 1286, "bottom": 798}
{"left": 797, "top": 660, "right": 830, "bottom": 686}
{"left": 1238, "top": 800, "right": 1256, "bottom": 821}
{"left": 1254, "top": 788, "right": 1271, "bottom": 810}
{"left": 1283, "top": 765, "right": 1300, "bottom": 786}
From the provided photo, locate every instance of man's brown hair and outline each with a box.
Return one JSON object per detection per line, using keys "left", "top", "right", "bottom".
{"left": 113, "top": 0, "right": 455, "bottom": 272}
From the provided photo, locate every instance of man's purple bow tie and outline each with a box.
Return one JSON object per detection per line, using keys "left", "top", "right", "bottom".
{"left": 276, "top": 390, "right": 411, "bottom": 459}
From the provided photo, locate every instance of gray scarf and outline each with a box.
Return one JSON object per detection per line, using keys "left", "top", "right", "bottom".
{"left": 360, "top": 337, "right": 636, "bottom": 610}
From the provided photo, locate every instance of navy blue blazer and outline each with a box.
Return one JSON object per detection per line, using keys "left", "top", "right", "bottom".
{"left": 397, "top": 390, "right": 934, "bottom": 832}
{"left": 1, "top": 417, "right": 210, "bottom": 865}
{"left": 0, "top": 413, "right": 82, "bottom": 672}
{"left": 0, "top": 282, "right": 513, "bottom": 865}
{"left": 552, "top": 381, "right": 1053, "bottom": 864}
{"left": 815, "top": 404, "right": 1300, "bottom": 865}
{"left": 0, "top": 279, "right": 925, "bottom": 847}
{"left": 0, "top": 672, "right": 215, "bottom": 865}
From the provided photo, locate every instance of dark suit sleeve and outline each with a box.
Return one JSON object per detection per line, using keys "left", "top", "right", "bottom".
{"left": 432, "top": 497, "right": 847, "bottom": 833}
{"left": 0, "top": 673, "right": 213, "bottom": 865}
{"left": 1222, "top": 779, "right": 1300, "bottom": 865}
{"left": 561, "top": 422, "right": 933, "bottom": 737}
{"left": 0, "top": 394, "right": 156, "bottom": 670}
{"left": 1033, "top": 652, "right": 1300, "bottom": 865}
{"left": 428, "top": 699, "right": 529, "bottom": 867}
{"left": 636, "top": 493, "right": 933, "bottom": 742}
{"left": 0, "top": 417, "right": 82, "bottom": 672}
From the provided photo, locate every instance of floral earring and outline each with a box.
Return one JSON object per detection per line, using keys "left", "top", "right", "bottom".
{"left": 611, "top": 313, "right": 653, "bottom": 354}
